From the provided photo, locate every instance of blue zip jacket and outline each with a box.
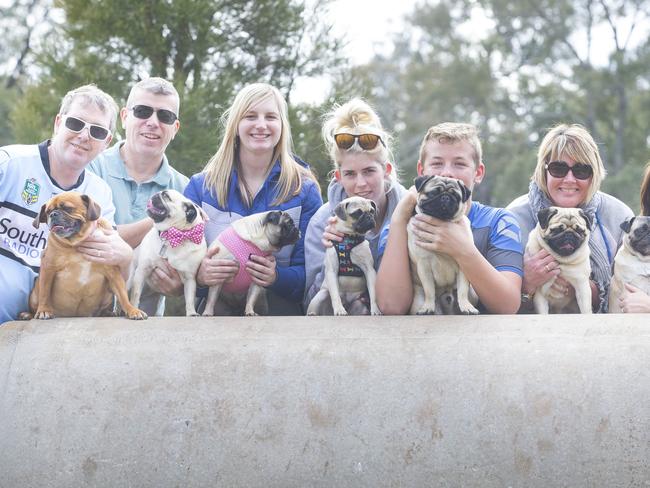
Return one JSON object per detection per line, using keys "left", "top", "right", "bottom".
{"left": 184, "top": 161, "right": 322, "bottom": 303}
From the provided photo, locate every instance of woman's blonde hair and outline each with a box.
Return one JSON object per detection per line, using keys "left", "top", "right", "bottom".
{"left": 641, "top": 162, "right": 650, "bottom": 216}
{"left": 322, "top": 98, "right": 396, "bottom": 181}
{"left": 203, "top": 83, "right": 317, "bottom": 208}
{"left": 533, "top": 124, "right": 606, "bottom": 205}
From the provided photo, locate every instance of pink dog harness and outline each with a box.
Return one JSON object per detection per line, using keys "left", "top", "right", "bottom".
{"left": 218, "top": 226, "right": 270, "bottom": 294}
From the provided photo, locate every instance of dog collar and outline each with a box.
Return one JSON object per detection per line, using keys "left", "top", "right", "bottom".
{"left": 160, "top": 222, "right": 205, "bottom": 248}
{"left": 219, "top": 226, "right": 271, "bottom": 294}
{"left": 335, "top": 235, "right": 366, "bottom": 277}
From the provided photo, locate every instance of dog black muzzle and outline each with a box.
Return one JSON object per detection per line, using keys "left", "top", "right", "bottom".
{"left": 548, "top": 231, "right": 585, "bottom": 256}
{"left": 48, "top": 211, "right": 82, "bottom": 238}
{"left": 354, "top": 213, "right": 376, "bottom": 234}
{"left": 146, "top": 193, "right": 169, "bottom": 223}
{"left": 419, "top": 193, "right": 460, "bottom": 220}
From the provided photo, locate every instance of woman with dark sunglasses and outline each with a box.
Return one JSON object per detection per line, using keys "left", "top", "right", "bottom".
{"left": 302, "top": 99, "right": 407, "bottom": 314}
{"left": 507, "top": 124, "right": 634, "bottom": 313}
{"left": 183, "top": 83, "right": 322, "bottom": 315}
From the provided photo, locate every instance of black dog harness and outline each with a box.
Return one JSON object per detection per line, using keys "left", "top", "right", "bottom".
{"left": 335, "top": 235, "right": 366, "bottom": 277}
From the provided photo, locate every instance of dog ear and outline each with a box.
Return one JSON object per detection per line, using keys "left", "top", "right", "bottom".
{"left": 537, "top": 207, "right": 557, "bottom": 230}
{"left": 579, "top": 209, "right": 594, "bottom": 230}
{"left": 263, "top": 210, "right": 282, "bottom": 225}
{"left": 81, "top": 194, "right": 101, "bottom": 221}
{"left": 414, "top": 175, "right": 434, "bottom": 193}
{"left": 196, "top": 204, "right": 209, "bottom": 222}
{"left": 459, "top": 182, "right": 472, "bottom": 202}
{"left": 334, "top": 202, "right": 347, "bottom": 221}
{"left": 620, "top": 216, "right": 635, "bottom": 234}
{"left": 33, "top": 204, "right": 48, "bottom": 228}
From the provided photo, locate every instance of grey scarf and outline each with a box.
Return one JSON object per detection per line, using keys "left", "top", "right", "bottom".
{"left": 527, "top": 181, "right": 612, "bottom": 312}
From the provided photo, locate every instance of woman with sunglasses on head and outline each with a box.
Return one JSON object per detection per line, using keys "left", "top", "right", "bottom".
{"left": 507, "top": 124, "right": 634, "bottom": 312}
{"left": 184, "top": 83, "right": 322, "bottom": 314}
{"left": 303, "top": 98, "right": 407, "bottom": 313}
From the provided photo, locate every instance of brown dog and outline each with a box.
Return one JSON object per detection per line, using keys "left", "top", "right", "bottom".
{"left": 19, "top": 192, "right": 146, "bottom": 320}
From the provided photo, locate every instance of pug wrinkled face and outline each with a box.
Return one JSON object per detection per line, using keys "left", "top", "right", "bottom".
{"left": 334, "top": 196, "right": 377, "bottom": 235}
{"left": 263, "top": 211, "right": 300, "bottom": 247}
{"left": 621, "top": 216, "right": 650, "bottom": 257}
{"left": 146, "top": 189, "right": 202, "bottom": 230}
{"left": 414, "top": 175, "right": 471, "bottom": 221}
{"left": 37, "top": 193, "right": 101, "bottom": 239}
{"left": 538, "top": 207, "right": 592, "bottom": 257}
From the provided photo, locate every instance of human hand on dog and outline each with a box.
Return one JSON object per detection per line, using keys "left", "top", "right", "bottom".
{"left": 410, "top": 213, "right": 475, "bottom": 260}
{"left": 149, "top": 259, "right": 184, "bottom": 296}
{"left": 618, "top": 283, "right": 650, "bottom": 313}
{"left": 77, "top": 227, "right": 133, "bottom": 269}
{"left": 246, "top": 254, "right": 277, "bottom": 287}
{"left": 394, "top": 189, "right": 417, "bottom": 223}
{"left": 522, "top": 249, "right": 560, "bottom": 295}
{"left": 197, "top": 245, "right": 240, "bottom": 287}
{"left": 321, "top": 216, "right": 344, "bottom": 248}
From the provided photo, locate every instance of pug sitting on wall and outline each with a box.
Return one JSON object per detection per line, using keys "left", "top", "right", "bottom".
{"left": 526, "top": 206, "right": 593, "bottom": 314}
{"left": 408, "top": 174, "right": 478, "bottom": 315}
{"left": 202, "top": 210, "right": 300, "bottom": 316}
{"left": 128, "top": 189, "right": 208, "bottom": 317}
{"left": 307, "top": 196, "right": 379, "bottom": 316}
{"left": 609, "top": 216, "right": 650, "bottom": 312}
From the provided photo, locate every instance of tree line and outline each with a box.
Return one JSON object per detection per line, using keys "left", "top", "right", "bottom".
{"left": 2, "top": 0, "right": 649, "bottom": 211}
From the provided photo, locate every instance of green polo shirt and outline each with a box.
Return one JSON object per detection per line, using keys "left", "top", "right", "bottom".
{"left": 88, "top": 141, "right": 189, "bottom": 225}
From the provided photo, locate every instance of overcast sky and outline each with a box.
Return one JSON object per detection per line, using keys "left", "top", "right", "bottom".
{"left": 291, "top": 0, "right": 418, "bottom": 104}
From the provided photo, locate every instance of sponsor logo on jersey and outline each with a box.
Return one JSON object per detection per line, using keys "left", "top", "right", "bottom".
{"left": 21, "top": 178, "right": 40, "bottom": 206}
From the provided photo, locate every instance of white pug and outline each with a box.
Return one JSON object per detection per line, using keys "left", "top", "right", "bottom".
{"left": 526, "top": 206, "right": 592, "bottom": 314}
{"left": 128, "top": 189, "right": 207, "bottom": 316}
{"left": 202, "top": 210, "right": 300, "bottom": 316}
{"left": 307, "top": 196, "right": 379, "bottom": 316}
{"left": 609, "top": 216, "right": 650, "bottom": 312}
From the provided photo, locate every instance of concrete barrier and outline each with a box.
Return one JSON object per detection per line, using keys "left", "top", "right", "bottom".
{"left": 1, "top": 314, "right": 649, "bottom": 487}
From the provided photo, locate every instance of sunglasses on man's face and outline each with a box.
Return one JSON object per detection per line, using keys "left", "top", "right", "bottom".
{"left": 63, "top": 116, "right": 111, "bottom": 141}
{"left": 334, "top": 133, "right": 385, "bottom": 151}
{"left": 545, "top": 160, "right": 594, "bottom": 180}
{"left": 130, "top": 105, "right": 178, "bottom": 125}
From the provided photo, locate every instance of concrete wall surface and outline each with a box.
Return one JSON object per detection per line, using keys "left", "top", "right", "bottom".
{"left": 0, "top": 314, "right": 649, "bottom": 487}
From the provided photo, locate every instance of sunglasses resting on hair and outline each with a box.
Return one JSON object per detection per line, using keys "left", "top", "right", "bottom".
{"left": 63, "top": 116, "right": 111, "bottom": 141}
{"left": 130, "top": 105, "right": 178, "bottom": 125}
{"left": 545, "top": 160, "right": 593, "bottom": 180}
{"left": 334, "top": 133, "right": 385, "bottom": 151}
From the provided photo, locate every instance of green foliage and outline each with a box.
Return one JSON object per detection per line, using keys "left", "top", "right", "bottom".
{"left": 10, "top": 0, "right": 343, "bottom": 185}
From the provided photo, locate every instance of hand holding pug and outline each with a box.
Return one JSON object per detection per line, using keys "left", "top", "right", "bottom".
{"left": 618, "top": 283, "right": 650, "bottom": 313}
{"left": 149, "top": 259, "right": 184, "bottom": 297}
{"left": 321, "top": 216, "right": 344, "bottom": 248}
{"left": 522, "top": 249, "right": 560, "bottom": 295}
{"left": 197, "top": 245, "right": 240, "bottom": 287}
{"left": 246, "top": 254, "right": 277, "bottom": 287}
{"left": 410, "top": 213, "right": 475, "bottom": 261}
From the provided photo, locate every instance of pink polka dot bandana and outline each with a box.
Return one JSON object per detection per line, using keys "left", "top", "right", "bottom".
{"left": 160, "top": 223, "right": 205, "bottom": 248}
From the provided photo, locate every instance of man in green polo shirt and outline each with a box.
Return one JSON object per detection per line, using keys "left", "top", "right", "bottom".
{"left": 89, "top": 77, "right": 189, "bottom": 316}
